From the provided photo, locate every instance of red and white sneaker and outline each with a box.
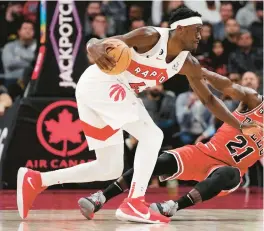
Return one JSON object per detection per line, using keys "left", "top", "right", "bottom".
{"left": 116, "top": 197, "right": 170, "bottom": 224}
{"left": 17, "top": 167, "right": 47, "bottom": 219}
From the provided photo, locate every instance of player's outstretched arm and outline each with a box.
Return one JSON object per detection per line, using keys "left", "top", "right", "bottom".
{"left": 86, "top": 27, "right": 160, "bottom": 71}
{"left": 181, "top": 55, "right": 262, "bottom": 136}
{"left": 201, "top": 68, "right": 261, "bottom": 108}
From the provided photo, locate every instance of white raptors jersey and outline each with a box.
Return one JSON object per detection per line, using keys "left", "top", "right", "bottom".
{"left": 84, "top": 27, "right": 189, "bottom": 94}
{"left": 120, "top": 27, "right": 189, "bottom": 94}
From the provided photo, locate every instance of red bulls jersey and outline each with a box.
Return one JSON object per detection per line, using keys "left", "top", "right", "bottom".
{"left": 197, "top": 100, "right": 263, "bottom": 172}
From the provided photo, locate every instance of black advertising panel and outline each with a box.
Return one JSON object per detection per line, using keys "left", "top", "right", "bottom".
{"left": 29, "top": 0, "right": 88, "bottom": 97}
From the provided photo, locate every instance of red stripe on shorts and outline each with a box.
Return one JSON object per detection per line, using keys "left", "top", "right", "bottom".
{"left": 81, "top": 121, "right": 119, "bottom": 141}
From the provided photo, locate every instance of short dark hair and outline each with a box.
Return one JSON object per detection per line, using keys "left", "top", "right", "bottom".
{"left": 169, "top": 5, "right": 201, "bottom": 26}
{"left": 18, "top": 20, "right": 35, "bottom": 30}
{"left": 239, "top": 29, "right": 252, "bottom": 38}
{"left": 220, "top": 2, "right": 233, "bottom": 9}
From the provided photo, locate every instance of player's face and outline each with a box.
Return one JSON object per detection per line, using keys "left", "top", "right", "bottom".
{"left": 183, "top": 24, "right": 202, "bottom": 52}
{"left": 241, "top": 72, "right": 259, "bottom": 90}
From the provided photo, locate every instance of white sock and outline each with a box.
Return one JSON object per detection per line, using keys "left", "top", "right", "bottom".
{"left": 123, "top": 120, "right": 163, "bottom": 198}
{"left": 41, "top": 144, "right": 123, "bottom": 187}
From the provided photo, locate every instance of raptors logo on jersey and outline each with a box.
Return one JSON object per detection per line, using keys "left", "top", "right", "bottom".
{"left": 197, "top": 100, "right": 264, "bottom": 173}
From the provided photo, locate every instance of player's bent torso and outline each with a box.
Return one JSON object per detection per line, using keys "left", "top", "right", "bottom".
{"left": 197, "top": 100, "right": 263, "bottom": 173}
{"left": 81, "top": 27, "right": 189, "bottom": 94}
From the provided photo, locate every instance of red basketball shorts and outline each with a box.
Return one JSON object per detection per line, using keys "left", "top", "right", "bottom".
{"left": 159, "top": 145, "right": 243, "bottom": 197}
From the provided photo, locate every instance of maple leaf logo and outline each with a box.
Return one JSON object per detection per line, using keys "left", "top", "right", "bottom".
{"left": 44, "top": 109, "right": 83, "bottom": 156}
{"left": 109, "top": 84, "right": 126, "bottom": 101}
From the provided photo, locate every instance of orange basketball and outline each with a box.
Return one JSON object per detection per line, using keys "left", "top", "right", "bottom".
{"left": 100, "top": 38, "right": 132, "bottom": 75}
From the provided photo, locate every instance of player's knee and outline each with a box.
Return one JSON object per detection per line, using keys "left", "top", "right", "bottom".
{"left": 110, "top": 159, "right": 124, "bottom": 179}
{"left": 216, "top": 166, "right": 240, "bottom": 189}
{"left": 225, "top": 167, "right": 240, "bottom": 189}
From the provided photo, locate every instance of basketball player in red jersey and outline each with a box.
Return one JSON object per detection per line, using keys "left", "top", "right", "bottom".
{"left": 78, "top": 67, "right": 263, "bottom": 219}
{"left": 17, "top": 6, "right": 261, "bottom": 223}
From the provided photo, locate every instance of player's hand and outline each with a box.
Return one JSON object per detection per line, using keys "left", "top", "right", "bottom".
{"left": 87, "top": 42, "right": 116, "bottom": 71}
{"left": 241, "top": 121, "right": 263, "bottom": 136}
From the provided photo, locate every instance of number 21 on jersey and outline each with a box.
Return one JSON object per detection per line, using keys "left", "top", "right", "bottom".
{"left": 226, "top": 135, "right": 255, "bottom": 163}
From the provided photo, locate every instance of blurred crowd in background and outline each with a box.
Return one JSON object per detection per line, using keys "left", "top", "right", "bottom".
{"left": 0, "top": 1, "right": 263, "bottom": 187}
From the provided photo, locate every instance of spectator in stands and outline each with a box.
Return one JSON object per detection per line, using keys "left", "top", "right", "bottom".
{"left": 129, "top": 4, "right": 144, "bottom": 21}
{"left": 241, "top": 71, "right": 261, "bottom": 93}
{"left": 141, "top": 84, "right": 177, "bottom": 148}
{"left": 184, "top": 0, "right": 221, "bottom": 24}
{"left": 175, "top": 89, "right": 213, "bottom": 146}
{"left": 101, "top": 0, "right": 127, "bottom": 35}
{"left": 196, "top": 22, "right": 214, "bottom": 57}
{"left": 236, "top": 1, "right": 259, "bottom": 29}
{"left": 84, "top": 1, "right": 116, "bottom": 38}
{"left": 229, "top": 72, "right": 241, "bottom": 85}
{"left": 160, "top": 15, "right": 170, "bottom": 28}
{"left": 85, "top": 13, "right": 109, "bottom": 42}
{"left": 249, "top": 2, "right": 263, "bottom": 48}
{"left": 0, "top": 85, "right": 12, "bottom": 116}
{"left": 160, "top": 21, "right": 169, "bottom": 28}
{"left": 130, "top": 19, "right": 146, "bottom": 31}
{"left": 23, "top": 1, "right": 38, "bottom": 23}
{"left": 213, "top": 2, "right": 234, "bottom": 40}
{"left": 126, "top": 4, "right": 144, "bottom": 30}
{"left": 151, "top": 1, "right": 184, "bottom": 26}
{"left": 228, "top": 30, "right": 263, "bottom": 75}
{"left": 207, "top": 40, "right": 228, "bottom": 76}
{"left": 222, "top": 19, "right": 240, "bottom": 58}
{"left": 0, "top": 2, "right": 24, "bottom": 48}
{"left": 2, "top": 20, "right": 36, "bottom": 83}
{"left": 215, "top": 71, "right": 260, "bottom": 131}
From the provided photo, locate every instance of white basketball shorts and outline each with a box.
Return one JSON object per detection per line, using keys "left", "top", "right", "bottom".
{"left": 75, "top": 65, "right": 153, "bottom": 150}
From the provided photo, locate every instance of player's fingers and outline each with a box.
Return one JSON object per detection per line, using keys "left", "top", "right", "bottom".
{"left": 105, "top": 54, "right": 116, "bottom": 66}
{"left": 255, "top": 121, "right": 263, "bottom": 128}
{"left": 100, "top": 57, "right": 113, "bottom": 70}
{"left": 95, "top": 61, "right": 104, "bottom": 70}
{"left": 99, "top": 55, "right": 115, "bottom": 70}
{"left": 105, "top": 43, "right": 116, "bottom": 50}
{"left": 97, "top": 58, "right": 109, "bottom": 70}
{"left": 105, "top": 55, "right": 116, "bottom": 67}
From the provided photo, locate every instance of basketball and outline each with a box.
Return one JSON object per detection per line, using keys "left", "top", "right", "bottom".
{"left": 100, "top": 38, "right": 132, "bottom": 75}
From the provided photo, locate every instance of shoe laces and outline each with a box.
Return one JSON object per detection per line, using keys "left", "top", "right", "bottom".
{"left": 160, "top": 200, "right": 177, "bottom": 216}
{"left": 89, "top": 191, "right": 104, "bottom": 204}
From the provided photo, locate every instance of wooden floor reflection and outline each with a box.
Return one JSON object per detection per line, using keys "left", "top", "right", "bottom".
{"left": 1, "top": 209, "right": 263, "bottom": 231}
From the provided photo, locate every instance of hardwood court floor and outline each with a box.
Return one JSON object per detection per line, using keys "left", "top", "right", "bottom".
{"left": 1, "top": 209, "right": 263, "bottom": 231}
{"left": 0, "top": 187, "right": 263, "bottom": 231}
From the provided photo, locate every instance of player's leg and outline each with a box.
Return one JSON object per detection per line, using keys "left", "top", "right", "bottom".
{"left": 114, "top": 104, "right": 173, "bottom": 223}
{"left": 78, "top": 153, "right": 177, "bottom": 219}
{"left": 151, "top": 166, "right": 241, "bottom": 217}
{"left": 17, "top": 144, "right": 124, "bottom": 219}
{"left": 17, "top": 97, "right": 125, "bottom": 219}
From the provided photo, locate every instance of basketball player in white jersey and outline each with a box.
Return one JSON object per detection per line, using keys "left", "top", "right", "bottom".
{"left": 17, "top": 6, "right": 260, "bottom": 223}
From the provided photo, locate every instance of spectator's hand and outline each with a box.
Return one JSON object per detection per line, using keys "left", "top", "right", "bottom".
{"left": 0, "top": 93, "right": 12, "bottom": 108}
{"left": 0, "top": 103, "right": 5, "bottom": 116}
{"left": 195, "top": 135, "right": 206, "bottom": 144}
{"left": 87, "top": 41, "right": 116, "bottom": 70}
